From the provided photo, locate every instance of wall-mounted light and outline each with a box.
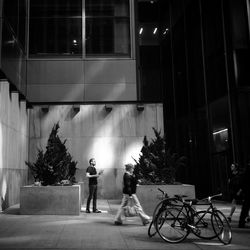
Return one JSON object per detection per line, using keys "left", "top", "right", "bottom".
{"left": 139, "top": 27, "right": 143, "bottom": 35}
{"left": 213, "top": 128, "right": 228, "bottom": 135}
{"left": 153, "top": 27, "right": 158, "bottom": 35}
{"left": 137, "top": 104, "right": 144, "bottom": 112}
{"left": 163, "top": 28, "right": 169, "bottom": 35}
{"left": 73, "top": 104, "right": 80, "bottom": 113}
{"left": 41, "top": 105, "right": 49, "bottom": 113}
{"left": 105, "top": 104, "right": 113, "bottom": 112}
{"left": 26, "top": 102, "right": 33, "bottom": 109}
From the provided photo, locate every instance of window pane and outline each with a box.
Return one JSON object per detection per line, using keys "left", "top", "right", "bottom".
{"left": 29, "top": 0, "right": 82, "bottom": 56}
{"left": 86, "top": 0, "right": 131, "bottom": 56}
{"left": 30, "top": 0, "right": 82, "bottom": 18}
{"left": 3, "top": 0, "right": 27, "bottom": 50}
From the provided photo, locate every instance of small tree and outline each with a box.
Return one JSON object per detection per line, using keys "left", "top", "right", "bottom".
{"left": 26, "top": 123, "right": 77, "bottom": 186}
{"left": 134, "top": 128, "right": 186, "bottom": 184}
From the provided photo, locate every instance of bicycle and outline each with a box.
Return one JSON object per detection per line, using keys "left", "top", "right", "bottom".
{"left": 148, "top": 188, "right": 176, "bottom": 238}
{"left": 149, "top": 189, "right": 232, "bottom": 245}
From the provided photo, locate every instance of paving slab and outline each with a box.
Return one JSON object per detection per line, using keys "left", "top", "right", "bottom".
{"left": 0, "top": 200, "right": 249, "bottom": 250}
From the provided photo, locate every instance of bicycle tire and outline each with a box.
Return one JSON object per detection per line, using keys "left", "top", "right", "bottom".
{"left": 148, "top": 220, "right": 157, "bottom": 237}
{"left": 192, "top": 210, "right": 218, "bottom": 239}
{"left": 212, "top": 210, "right": 232, "bottom": 245}
{"left": 155, "top": 206, "right": 189, "bottom": 243}
{"left": 148, "top": 198, "right": 178, "bottom": 238}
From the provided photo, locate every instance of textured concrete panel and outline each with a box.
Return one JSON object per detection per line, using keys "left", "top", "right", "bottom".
{"left": 20, "top": 185, "right": 81, "bottom": 215}
{"left": 27, "top": 60, "right": 84, "bottom": 85}
{"left": 0, "top": 168, "right": 28, "bottom": 211}
{"left": 27, "top": 84, "right": 85, "bottom": 102}
{"left": 28, "top": 104, "right": 164, "bottom": 199}
{"left": 27, "top": 59, "right": 137, "bottom": 102}
{"left": 84, "top": 60, "right": 136, "bottom": 84}
{"left": 0, "top": 81, "right": 29, "bottom": 210}
{"left": 84, "top": 83, "right": 136, "bottom": 101}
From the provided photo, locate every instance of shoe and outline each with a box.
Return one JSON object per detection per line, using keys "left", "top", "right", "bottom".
{"left": 86, "top": 209, "right": 91, "bottom": 213}
{"left": 227, "top": 217, "right": 232, "bottom": 223}
{"left": 143, "top": 220, "right": 150, "bottom": 226}
{"left": 93, "top": 209, "right": 102, "bottom": 213}
{"left": 114, "top": 221, "right": 122, "bottom": 225}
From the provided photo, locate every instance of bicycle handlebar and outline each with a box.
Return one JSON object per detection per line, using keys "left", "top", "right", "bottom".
{"left": 157, "top": 188, "right": 222, "bottom": 204}
{"left": 197, "top": 193, "right": 222, "bottom": 204}
{"left": 207, "top": 193, "right": 222, "bottom": 202}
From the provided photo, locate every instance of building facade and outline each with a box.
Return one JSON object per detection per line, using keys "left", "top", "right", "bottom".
{"left": 137, "top": 0, "right": 250, "bottom": 198}
{"left": 0, "top": 0, "right": 250, "bottom": 209}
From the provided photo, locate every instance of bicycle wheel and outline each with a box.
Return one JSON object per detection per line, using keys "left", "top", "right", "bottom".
{"left": 155, "top": 206, "right": 189, "bottom": 243}
{"left": 193, "top": 211, "right": 218, "bottom": 239}
{"left": 212, "top": 210, "right": 232, "bottom": 245}
{"left": 148, "top": 198, "right": 178, "bottom": 238}
{"left": 148, "top": 220, "right": 158, "bottom": 237}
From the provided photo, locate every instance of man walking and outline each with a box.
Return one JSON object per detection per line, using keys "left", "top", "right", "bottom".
{"left": 86, "top": 158, "right": 103, "bottom": 213}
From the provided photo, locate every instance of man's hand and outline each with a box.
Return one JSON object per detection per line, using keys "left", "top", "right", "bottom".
{"left": 236, "top": 189, "right": 242, "bottom": 196}
{"left": 98, "top": 169, "right": 104, "bottom": 175}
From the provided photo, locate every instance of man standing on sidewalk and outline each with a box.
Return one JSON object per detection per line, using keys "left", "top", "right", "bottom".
{"left": 86, "top": 158, "right": 103, "bottom": 213}
{"left": 238, "top": 161, "right": 250, "bottom": 228}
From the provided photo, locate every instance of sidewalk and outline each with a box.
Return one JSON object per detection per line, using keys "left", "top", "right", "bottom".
{"left": 0, "top": 200, "right": 249, "bottom": 250}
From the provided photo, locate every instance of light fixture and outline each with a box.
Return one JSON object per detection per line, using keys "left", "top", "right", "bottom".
{"left": 153, "top": 27, "right": 158, "bottom": 35}
{"left": 26, "top": 102, "right": 33, "bottom": 109}
{"left": 213, "top": 128, "right": 228, "bottom": 135}
{"left": 163, "top": 28, "right": 169, "bottom": 35}
{"left": 41, "top": 105, "right": 49, "bottom": 113}
{"left": 139, "top": 27, "right": 143, "bottom": 35}
{"left": 73, "top": 104, "right": 80, "bottom": 113}
{"left": 105, "top": 104, "right": 113, "bottom": 112}
{"left": 137, "top": 104, "right": 144, "bottom": 112}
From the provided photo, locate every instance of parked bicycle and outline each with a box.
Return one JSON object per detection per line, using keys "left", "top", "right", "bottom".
{"left": 148, "top": 188, "right": 232, "bottom": 245}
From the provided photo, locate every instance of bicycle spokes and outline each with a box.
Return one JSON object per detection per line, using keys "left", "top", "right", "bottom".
{"left": 155, "top": 207, "right": 189, "bottom": 243}
{"left": 193, "top": 211, "right": 218, "bottom": 239}
{"left": 212, "top": 210, "right": 232, "bottom": 245}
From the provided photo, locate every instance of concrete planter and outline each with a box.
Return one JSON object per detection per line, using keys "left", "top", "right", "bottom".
{"left": 20, "top": 185, "right": 81, "bottom": 215}
{"left": 136, "top": 184, "right": 196, "bottom": 216}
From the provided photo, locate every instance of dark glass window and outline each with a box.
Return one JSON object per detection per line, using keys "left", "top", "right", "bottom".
{"left": 228, "top": 0, "right": 250, "bottom": 86}
{"left": 185, "top": 0, "right": 205, "bottom": 110}
{"left": 85, "top": 0, "right": 131, "bottom": 57}
{"left": 3, "top": 0, "right": 27, "bottom": 50}
{"left": 138, "top": 0, "right": 164, "bottom": 101}
{"left": 201, "top": 0, "right": 227, "bottom": 101}
{"left": 172, "top": 15, "right": 189, "bottom": 117}
{"left": 29, "top": 0, "right": 82, "bottom": 56}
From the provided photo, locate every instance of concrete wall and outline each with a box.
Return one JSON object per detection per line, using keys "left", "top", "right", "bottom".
{"left": 27, "top": 59, "right": 137, "bottom": 102}
{"left": 0, "top": 80, "right": 29, "bottom": 211}
{"left": 28, "top": 103, "right": 164, "bottom": 199}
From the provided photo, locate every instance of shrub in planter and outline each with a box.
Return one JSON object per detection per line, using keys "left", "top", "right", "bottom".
{"left": 134, "top": 128, "right": 186, "bottom": 184}
{"left": 26, "top": 123, "right": 77, "bottom": 186}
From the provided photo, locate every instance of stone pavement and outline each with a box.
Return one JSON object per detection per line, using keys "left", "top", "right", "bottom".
{"left": 0, "top": 200, "right": 249, "bottom": 250}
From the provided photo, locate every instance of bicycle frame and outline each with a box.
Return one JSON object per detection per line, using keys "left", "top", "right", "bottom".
{"left": 172, "top": 194, "right": 223, "bottom": 234}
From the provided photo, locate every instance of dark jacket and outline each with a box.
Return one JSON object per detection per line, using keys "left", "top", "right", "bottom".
{"left": 240, "top": 166, "right": 250, "bottom": 196}
{"left": 123, "top": 172, "right": 138, "bottom": 196}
